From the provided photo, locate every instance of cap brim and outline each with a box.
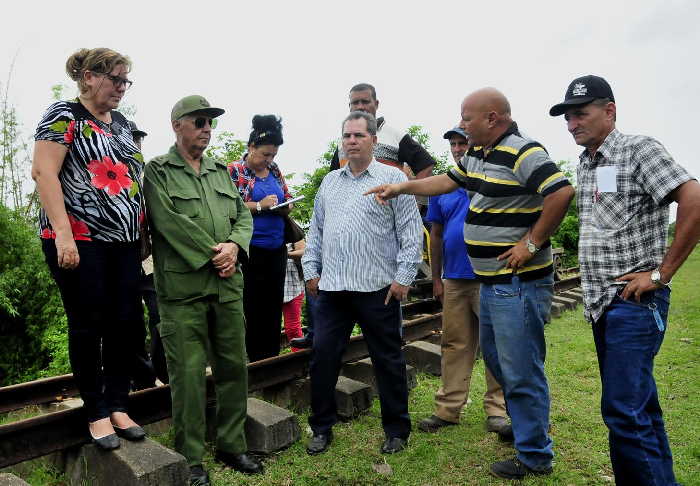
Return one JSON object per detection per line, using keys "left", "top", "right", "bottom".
{"left": 443, "top": 130, "right": 467, "bottom": 140}
{"left": 549, "top": 97, "right": 595, "bottom": 116}
{"left": 132, "top": 130, "right": 147, "bottom": 137}
{"left": 188, "top": 107, "right": 225, "bottom": 118}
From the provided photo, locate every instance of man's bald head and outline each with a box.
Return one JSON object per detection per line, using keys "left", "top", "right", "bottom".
{"left": 462, "top": 87, "right": 511, "bottom": 116}
{"left": 459, "top": 87, "right": 513, "bottom": 147}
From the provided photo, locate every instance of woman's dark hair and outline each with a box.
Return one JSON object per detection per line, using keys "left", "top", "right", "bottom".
{"left": 248, "top": 114, "right": 283, "bottom": 147}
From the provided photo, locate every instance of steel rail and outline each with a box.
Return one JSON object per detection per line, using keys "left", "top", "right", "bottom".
{"left": 0, "top": 313, "right": 442, "bottom": 468}
{"left": 1, "top": 296, "right": 443, "bottom": 415}
{"left": 0, "top": 275, "right": 581, "bottom": 468}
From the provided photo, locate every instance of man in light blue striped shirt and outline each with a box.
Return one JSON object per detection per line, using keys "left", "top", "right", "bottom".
{"left": 302, "top": 111, "right": 423, "bottom": 456}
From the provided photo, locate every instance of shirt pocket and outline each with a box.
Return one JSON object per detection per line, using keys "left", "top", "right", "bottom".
{"left": 213, "top": 182, "right": 239, "bottom": 220}
{"left": 168, "top": 186, "right": 202, "bottom": 219}
{"left": 592, "top": 192, "right": 628, "bottom": 230}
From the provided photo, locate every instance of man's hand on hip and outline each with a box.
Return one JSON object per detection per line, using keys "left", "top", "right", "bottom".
{"left": 306, "top": 277, "right": 320, "bottom": 297}
{"left": 385, "top": 281, "right": 409, "bottom": 305}
{"left": 617, "top": 271, "right": 662, "bottom": 302}
{"left": 498, "top": 240, "right": 534, "bottom": 269}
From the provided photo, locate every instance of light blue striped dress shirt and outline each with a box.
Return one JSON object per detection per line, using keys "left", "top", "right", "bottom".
{"left": 302, "top": 160, "right": 423, "bottom": 292}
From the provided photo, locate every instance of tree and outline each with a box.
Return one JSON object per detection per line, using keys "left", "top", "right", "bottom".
{"left": 206, "top": 131, "right": 247, "bottom": 164}
{"left": 406, "top": 125, "right": 451, "bottom": 174}
{"left": 0, "top": 71, "right": 32, "bottom": 211}
{"left": 550, "top": 160, "right": 579, "bottom": 266}
{"left": 290, "top": 141, "right": 335, "bottom": 225}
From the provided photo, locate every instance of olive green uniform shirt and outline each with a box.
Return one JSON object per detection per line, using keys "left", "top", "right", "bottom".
{"left": 144, "top": 145, "right": 252, "bottom": 303}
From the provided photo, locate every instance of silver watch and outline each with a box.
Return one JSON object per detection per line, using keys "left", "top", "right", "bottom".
{"left": 256, "top": 201, "right": 262, "bottom": 213}
{"left": 650, "top": 268, "right": 671, "bottom": 287}
{"left": 526, "top": 239, "right": 540, "bottom": 254}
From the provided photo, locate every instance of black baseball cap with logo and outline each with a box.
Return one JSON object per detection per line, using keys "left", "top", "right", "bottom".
{"left": 549, "top": 75, "right": 615, "bottom": 116}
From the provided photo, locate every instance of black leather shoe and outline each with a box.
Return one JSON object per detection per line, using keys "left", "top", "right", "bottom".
{"left": 189, "top": 465, "right": 210, "bottom": 486}
{"left": 90, "top": 431, "right": 120, "bottom": 450}
{"left": 380, "top": 437, "right": 407, "bottom": 454}
{"left": 306, "top": 431, "right": 333, "bottom": 455}
{"left": 215, "top": 451, "right": 263, "bottom": 475}
{"left": 490, "top": 457, "right": 552, "bottom": 479}
{"left": 418, "top": 415, "right": 457, "bottom": 433}
{"left": 486, "top": 416, "right": 510, "bottom": 434}
{"left": 290, "top": 335, "right": 312, "bottom": 349}
{"left": 113, "top": 424, "right": 146, "bottom": 441}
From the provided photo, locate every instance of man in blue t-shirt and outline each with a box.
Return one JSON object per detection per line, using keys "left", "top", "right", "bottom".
{"left": 418, "top": 126, "right": 509, "bottom": 435}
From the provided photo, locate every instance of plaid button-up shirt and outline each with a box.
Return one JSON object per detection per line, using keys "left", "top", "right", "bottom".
{"left": 577, "top": 129, "right": 694, "bottom": 323}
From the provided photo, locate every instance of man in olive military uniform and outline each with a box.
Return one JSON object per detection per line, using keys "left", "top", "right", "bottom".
{"left": 144, "top": 95, "right": 262, "bottom": 485}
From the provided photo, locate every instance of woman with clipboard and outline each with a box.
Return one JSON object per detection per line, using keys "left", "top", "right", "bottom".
{"left": 228, "top": 115, "right": 295, "bottom": 362}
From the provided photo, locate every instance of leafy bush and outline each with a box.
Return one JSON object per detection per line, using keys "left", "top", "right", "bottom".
{"left": 290, "top": 141, "right": 335, "bottom": 225}
{"left": 0, "top": 205, "right": 69, "bottom": 385}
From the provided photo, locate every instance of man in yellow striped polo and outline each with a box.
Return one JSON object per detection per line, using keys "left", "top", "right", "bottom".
{"left": 365, "top": 87, "right": 574, "bottom": 481}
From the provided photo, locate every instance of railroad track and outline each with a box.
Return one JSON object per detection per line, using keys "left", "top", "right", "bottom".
{"left": 0, "top": 275, "right": 580, "bottom": 468}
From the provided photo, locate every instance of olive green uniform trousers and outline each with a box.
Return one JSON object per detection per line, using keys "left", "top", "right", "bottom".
{"left": 159, "top": 296, "right": 248, "bottom": 466}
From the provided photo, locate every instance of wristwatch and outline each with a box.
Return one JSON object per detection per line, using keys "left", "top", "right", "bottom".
{"left": 650, "top": 268, "right": 671, "bottom": 287}
{"left": 256, "top": 201, "right": 262, "bottom": 213}
{"left": 526, "top": 238, "right": 540, "bottom": 254}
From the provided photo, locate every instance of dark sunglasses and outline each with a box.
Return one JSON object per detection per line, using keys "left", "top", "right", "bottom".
{"left": 102, "top": 73, "right": 133, "bottom": 90}
{"left": 192, "top": 117, "right": 218, "bottom": 129}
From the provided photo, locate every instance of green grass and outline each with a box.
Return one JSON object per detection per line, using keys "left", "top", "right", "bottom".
{"left": 0, "top": 405, "right": 44, "bottom": 426}
{"left": 21, "top": 250, "right": 700, "bottom": 485}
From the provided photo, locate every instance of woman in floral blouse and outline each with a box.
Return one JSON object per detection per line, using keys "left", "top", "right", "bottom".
{"left": 229, "top": 115, "right": 293, "bottom": 362}
{"left": 31, "top": 48, "right": 146, "bottom": 450}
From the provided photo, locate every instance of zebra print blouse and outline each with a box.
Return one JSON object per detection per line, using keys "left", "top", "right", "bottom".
{"left": 34, "top": 100, "right": 145, "bottom": 242}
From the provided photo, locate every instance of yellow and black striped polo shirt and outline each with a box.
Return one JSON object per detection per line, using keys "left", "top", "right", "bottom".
{"left": 447, "top": 122, "right": 571, "bottom": 284}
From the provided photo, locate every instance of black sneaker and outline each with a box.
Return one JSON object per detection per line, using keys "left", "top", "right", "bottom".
{"left": 290, "top": 336, "right": 312, "bottom": 349}
{"left": 306, "top": 431, "right": 333, "bottom": 455}
{"left": 189, "top": 465, "right": 210, "bottom": 486}
{"left": 490, "top": 458, "right": 552, "bottom": 480}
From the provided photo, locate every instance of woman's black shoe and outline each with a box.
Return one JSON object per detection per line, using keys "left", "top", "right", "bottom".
{"left": 113, "top": 424, "right": 146, "bottom": 441}
{"left": 90, "top": 431, "right": 120, "bottom": 450}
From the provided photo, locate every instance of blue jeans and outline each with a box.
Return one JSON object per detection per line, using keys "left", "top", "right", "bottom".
{"left": 480, "top": 275, "right": 554, "bottom": 471}
{"left": 593, "top": 288, "right": 678, "bottom": 486}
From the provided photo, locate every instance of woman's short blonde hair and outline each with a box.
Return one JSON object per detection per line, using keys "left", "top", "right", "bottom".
{"left": 65, "top": 48, "right": 131, "bottom": 93}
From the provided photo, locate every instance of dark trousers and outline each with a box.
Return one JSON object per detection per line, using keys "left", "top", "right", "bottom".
{"left": 593, "top": 288, "right": 678, "bottom": 486}
{"left": 309, "top": 287, "right": 410, "bottom": 440}
{"left": 130, "top": 273, "right": 169, "bottom": 386}
{"left": 304, "top": 291, "right": 319, "bottom": 341}
{"left": 241, "top": 244, "right": 287, "bottom": 362}
{"left": 42, "top": 239, "right": 143, "bottom": 422}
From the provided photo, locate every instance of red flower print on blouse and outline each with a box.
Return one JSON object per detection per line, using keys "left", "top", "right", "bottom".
{"left": 69, "top": 215, "right": 91, "bottom": 240}
{"left": 40, "top": 215, "right": 91, "bottom": 241}
{"left": 86, "top": 119, "right": 110, "bottom": 137}
{"left": 87, "top": 156, "right": 133, "bottom": 196}
{"left": 64, "top": 121, "right": 76, "bottom": 144}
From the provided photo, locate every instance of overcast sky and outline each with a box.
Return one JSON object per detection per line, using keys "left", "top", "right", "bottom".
{"left": 2, "top": 0, "right": 698, "bottom": 193}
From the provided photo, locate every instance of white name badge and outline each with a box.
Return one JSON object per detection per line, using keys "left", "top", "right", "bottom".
{"left": 596, "top": 166, "right": 617, "bottom": 192}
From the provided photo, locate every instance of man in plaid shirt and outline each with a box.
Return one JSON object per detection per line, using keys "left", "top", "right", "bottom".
{"left": 550, "top": 75, "right": 700, "bottom": 486}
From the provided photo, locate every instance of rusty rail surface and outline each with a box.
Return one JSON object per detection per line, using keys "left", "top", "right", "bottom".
{"left": 0, "top": 313, "right": 442, "bottom": 468}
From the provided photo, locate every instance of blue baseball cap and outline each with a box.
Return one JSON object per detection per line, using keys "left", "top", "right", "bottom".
{"left": 443, "top": 126, "right": 468, "bottom": 140}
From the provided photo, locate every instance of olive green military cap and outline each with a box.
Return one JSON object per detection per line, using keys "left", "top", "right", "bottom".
{"left": 171, "top": 95, "right": 225, "bottom": 121}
